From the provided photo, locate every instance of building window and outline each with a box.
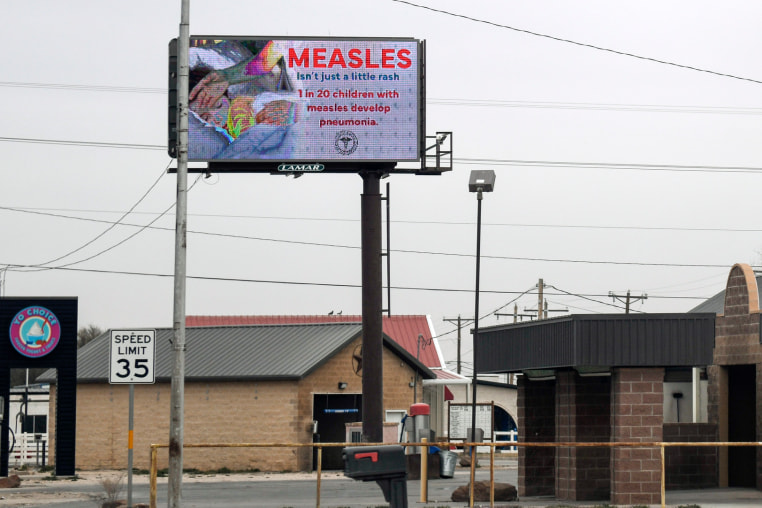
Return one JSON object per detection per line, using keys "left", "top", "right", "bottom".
{"left": 22, "top": 415, "right": 47, "bottom": 434}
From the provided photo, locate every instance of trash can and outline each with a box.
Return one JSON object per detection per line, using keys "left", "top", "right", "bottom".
{"left": 466, "top": 427, "right": 484, "bottom": 457}
{"left": 439, "top": 450, "right": 458, "bottom": 478}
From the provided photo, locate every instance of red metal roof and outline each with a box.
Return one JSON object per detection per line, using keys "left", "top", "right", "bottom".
{"left": 433, "top": 369, "right": 466, "bottom": 380}
{"left": 186, "top": 314, "right": 443, "bottom": 369}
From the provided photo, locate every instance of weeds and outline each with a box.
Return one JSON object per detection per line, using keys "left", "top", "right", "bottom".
{"left": 98, "top": 474, "right": 124, "bottom": 508}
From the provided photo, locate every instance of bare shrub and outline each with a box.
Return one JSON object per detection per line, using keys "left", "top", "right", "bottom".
{"left": 99, "top": 474, "right": 124, "bottom": 508}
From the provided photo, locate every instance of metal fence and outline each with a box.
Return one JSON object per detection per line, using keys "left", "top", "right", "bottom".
{"left": 147, "top": 440, "right": 762, "bottom": 508}
{"left": 9, "top": 432, "right": 48, "bottom": 467}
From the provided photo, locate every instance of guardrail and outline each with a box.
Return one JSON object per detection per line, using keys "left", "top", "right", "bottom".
{"left": 148, "top": 440, "right": 762, "bottom": 508}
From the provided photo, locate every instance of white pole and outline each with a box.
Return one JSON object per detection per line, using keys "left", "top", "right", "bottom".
{"left": 692, "top": 367, "right": 700, "bottom": 422}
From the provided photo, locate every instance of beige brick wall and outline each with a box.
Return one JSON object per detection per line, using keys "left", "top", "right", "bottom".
{"left": 50, "top": 335, "right": 421, "bottom": 472}
{"left": 70, "top": 381, "right": 300, "bottom": 472}
{"left": 294, "top": 336, "right": 419, "bottom": 469}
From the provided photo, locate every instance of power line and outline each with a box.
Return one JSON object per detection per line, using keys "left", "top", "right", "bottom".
{"left": 548, "top": 284, "right": 643, "bottom": 313}
{"left": 7, "top": 206, "right": 762, "bottom": 234}
{"left": 454, "top": 158, "right": 762, "bottom": 174}
{"left": 428, "top": 98, "right": 762, "bottom": 115}
{"left": 0, "top": 263, "right": 712, "bottom": 300}
{"left": 9, "top": 172, "right": 202, "bottom": 273}
{"left": 4, "top": 80, "right": 760, "bottom": 116}
{"left": 0, "top": 81, "right": 165, "bottom": 94}
{"left": 0, "top": 136, "right": 163, "bottom": 151}
{"left": 0, "top": 206, "right": 747, "bottom": 271}
{"left": 25, "top": 163, "right": 170, "bottom": 269}
{"left": 3, "top": 136, "right": 762, "bottom": 175}
{"left": 390, "top": 0, "right": 762, "bottom": 85}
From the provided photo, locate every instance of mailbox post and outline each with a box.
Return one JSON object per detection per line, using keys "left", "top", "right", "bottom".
{"left": 343, "top": 445, "right": 408, "bottom": 508}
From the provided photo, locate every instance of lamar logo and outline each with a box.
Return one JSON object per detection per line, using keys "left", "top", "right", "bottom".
{"left": 277, "top": 164, "right": 325, "bottom": 172}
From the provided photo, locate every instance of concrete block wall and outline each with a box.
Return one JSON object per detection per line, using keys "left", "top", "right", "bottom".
{"left": 708, "top": 264, "right": 762, "bottom": 489}
{"left": 663, "top": 423, "right": 718, "bottom": 489}
{"left": 555, "top": 372, "right": 611, "bottom": 501}
{"left": 610, "top": 368, "right": 664, "bottom": 505}
{"left": 561, "top": 373, "right": 611, "bottom": 501}
{"left": 714, "top": 265, "right": 762, "bottom": 366}
{"left": 517, "top": 377, "right": 555, "bottom": 497}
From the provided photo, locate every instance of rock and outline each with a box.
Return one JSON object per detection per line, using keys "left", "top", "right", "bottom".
{"left": 458, "top": 452, "right": 478, "bottom": 467}
{"left": 451, "top": 481, "right": 517, "bottom": 502}
{"left": 0, "top": 475, "right": 21, "bottom": 489}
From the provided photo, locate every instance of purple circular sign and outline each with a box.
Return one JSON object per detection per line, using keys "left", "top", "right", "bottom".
{"left": 9, "top": 306, "right": 61, "bottom": 358}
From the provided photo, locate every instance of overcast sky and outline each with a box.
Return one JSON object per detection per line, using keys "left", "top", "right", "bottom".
{"left": 2, "top": 1, "right": 761, "bottom": 375}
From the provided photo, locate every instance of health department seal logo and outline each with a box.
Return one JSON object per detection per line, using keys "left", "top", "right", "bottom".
{"left": 9, "top": 306, "right": 61, "bottom": 358}
{"left": 334, "top": 130, "right": 358, "bottom": 155}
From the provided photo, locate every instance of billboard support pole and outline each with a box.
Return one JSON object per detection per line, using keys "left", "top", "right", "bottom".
{"left": 169, "top": 0, "right": 190, "bottom": 507}
{"left": 361, "top": 170, "right": 384, "bottom": 443}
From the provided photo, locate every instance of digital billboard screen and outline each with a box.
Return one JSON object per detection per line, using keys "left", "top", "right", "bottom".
{"left": 172, "top": 37, "right": 423, "bottom": 164}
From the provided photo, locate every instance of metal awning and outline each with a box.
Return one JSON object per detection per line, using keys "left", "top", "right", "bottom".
{"left": 475, "top": 313, "right": 715, "bottom": 374}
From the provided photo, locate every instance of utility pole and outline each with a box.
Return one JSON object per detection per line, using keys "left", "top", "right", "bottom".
{"left": 525, "top": 279, "right": 568, "bottom": 319}
{"left": 609, "top": 290, "right": 648, "bottom": 313}
{"left": 169, "top": 1, "right": 190, "bottom": 506}
{"left": 525, "top": 299, "right": 568, "bottom": 319}
{"left": 443, "top": 315, "right": 474, "bottom": 375}
{"left": 494, "top": 304, "right": 534, "bottom": 323}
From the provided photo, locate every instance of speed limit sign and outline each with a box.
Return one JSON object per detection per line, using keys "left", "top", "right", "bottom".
{"left": 109, "top": 329, "right": 156, "bottom": 384}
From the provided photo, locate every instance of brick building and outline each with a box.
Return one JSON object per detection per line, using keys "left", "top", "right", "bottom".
{"left": 43, "top": 322, "right": 434, "bottom": 472}
{"left": 476, "top": 313, "right": 716, "bottom": 504}
{"left": 691, "top": 263, "right": 762, "bottom": 489}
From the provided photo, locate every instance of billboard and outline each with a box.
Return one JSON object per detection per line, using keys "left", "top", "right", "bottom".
{"left": 169, "top": 37, "right": 424, "bottom": 165}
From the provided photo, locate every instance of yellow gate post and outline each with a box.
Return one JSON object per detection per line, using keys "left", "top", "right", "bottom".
{"left": 420, "top": 438, "right": 428, "bottom": 502}
{"left": 149, "top": 444, "right": 159, "bottom": 508}
{"left": 316, "top": 446, "right": 322, "bottom": 508}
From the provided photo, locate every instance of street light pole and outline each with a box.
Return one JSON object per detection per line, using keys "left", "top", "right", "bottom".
{"left": 470, "top": 187, "right": 483, "bottom": 451}
{"left": 467, "top": 170, "right": 495, "bottom": 505}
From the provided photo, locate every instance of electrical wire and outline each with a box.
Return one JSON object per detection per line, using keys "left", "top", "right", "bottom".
{"left": 0, "top": 81, "right": 165, "bottom": 94}
{"left": 11, "top": 172, "right": 202, "bottom": 273}
{"left": 0, "top": 136, "right": 163, "bottom": 151}
{"left": 0, "top": 264, "right": 716, "bottom": 302}
{"left": 4, "top": 81, "right": 762, "bottom": 116}
{"left": 428, "top": 98, "right": 762, "bottom": 115}
{"left": 3, "top": 136, "right": 762, "bottom": 175}
{"left": 546, "top": 299, "right": 603, "bottom": 315}
{"left": 0, "top": 206, "right": 750, "bottom": 271}
{"left": 390, "top": 0, "right": 762, "bottom": 85}
{"left": 24, "top": 162, "right": 170, "bottom": 269}
{"left": 8, "top": 206, "right": 762, "bottom": 234}
{"left": 453, "top": 158, "right": 762, "bottom": 174}
{"left": 547, "top": 284, "right": 643, "bottom": 313}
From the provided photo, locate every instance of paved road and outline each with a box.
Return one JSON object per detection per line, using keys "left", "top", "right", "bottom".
{"left": 5, "top": 462, "right": 762, "bottom": 507}
{"left": 2, "top": 465, "right": 518, "bottom": 508}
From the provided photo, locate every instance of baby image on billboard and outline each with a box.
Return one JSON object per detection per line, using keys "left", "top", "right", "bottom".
{"left": 185, "top": 38, "right": 421, "bottom": 162}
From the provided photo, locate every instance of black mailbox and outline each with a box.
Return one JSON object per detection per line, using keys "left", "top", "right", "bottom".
{"left": 343, "top": 445, "right": 408, "bottom": 508}
{"left": 343, "top": 445, "right": 406, "bottom": 479}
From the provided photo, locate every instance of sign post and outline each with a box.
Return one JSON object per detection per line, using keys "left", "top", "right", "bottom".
{"left": 109, "top": 329, "right": 156, "bottom": 508}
